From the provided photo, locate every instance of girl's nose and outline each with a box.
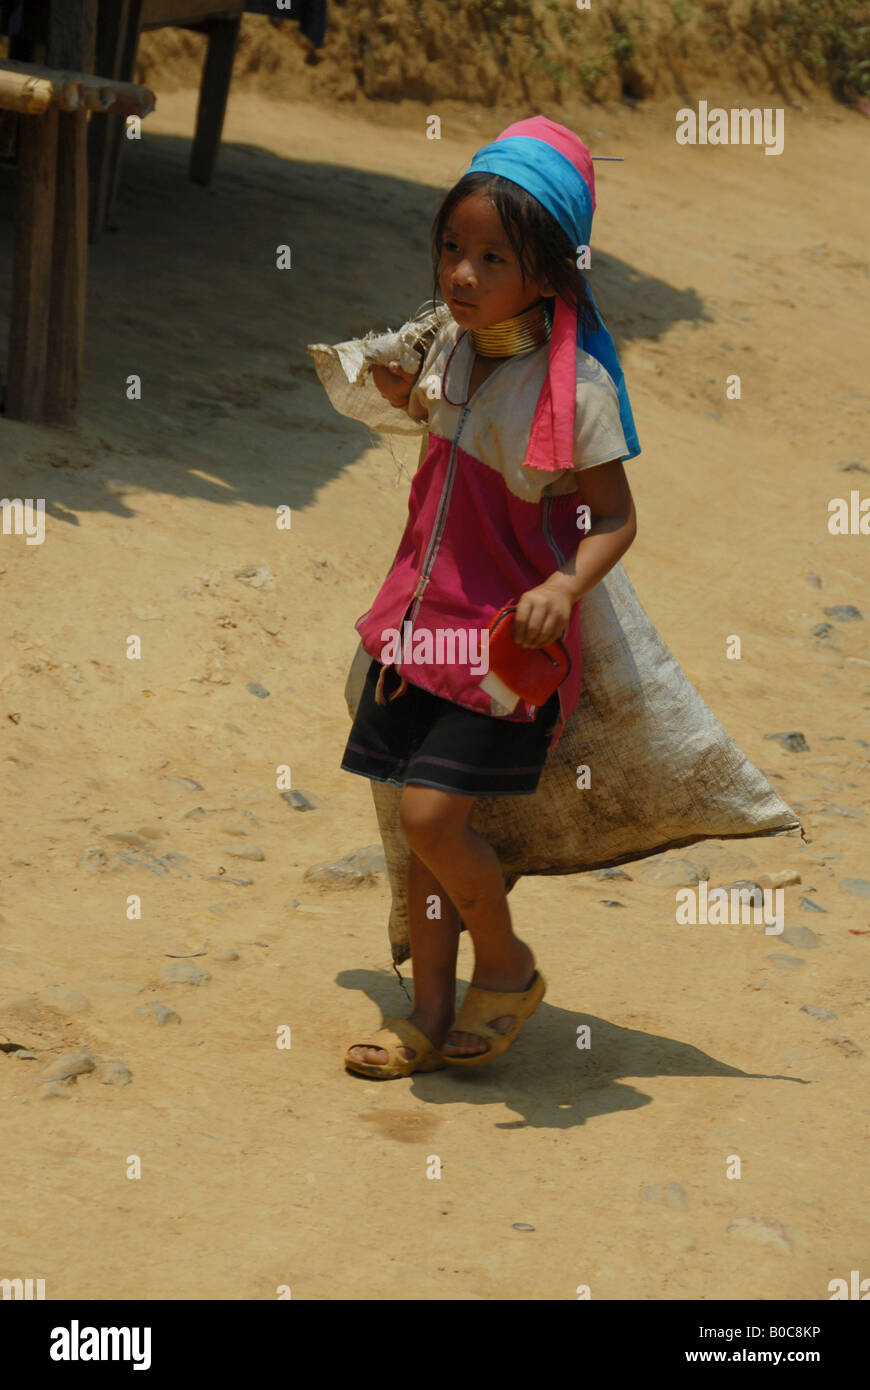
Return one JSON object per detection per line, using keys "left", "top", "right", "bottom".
{"left": 452, "top": 259, "right": 477, "bottom": 288}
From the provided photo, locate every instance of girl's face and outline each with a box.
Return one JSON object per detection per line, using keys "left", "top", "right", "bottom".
{"left": 438, "top": 188, "right": 552, "bottom": 330}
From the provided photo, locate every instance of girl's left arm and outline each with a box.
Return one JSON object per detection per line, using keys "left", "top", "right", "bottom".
{"left": 513, "top": 458, "right": 636, "bottom": 648}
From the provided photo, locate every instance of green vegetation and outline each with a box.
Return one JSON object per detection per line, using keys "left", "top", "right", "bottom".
{"left": 668, "top": 0, "right": 699, "bottom": 26}
{"left": 750, "top": 0, "right": 870, "bottom": 98}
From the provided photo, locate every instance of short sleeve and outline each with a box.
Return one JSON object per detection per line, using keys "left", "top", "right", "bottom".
{"left": 573, "top": 354, "right": 629, "bottom": 471}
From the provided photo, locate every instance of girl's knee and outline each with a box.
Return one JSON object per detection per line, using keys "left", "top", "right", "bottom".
{"left": 399, "top": 785, "right": 469, "bottom": 852}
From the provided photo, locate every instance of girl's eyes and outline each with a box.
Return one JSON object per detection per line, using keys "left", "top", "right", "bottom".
{"left": 441, "top": 241, "right": 505, "bottom": 265}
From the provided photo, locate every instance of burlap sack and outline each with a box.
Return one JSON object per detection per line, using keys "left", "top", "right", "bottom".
{"left": 308, "top": 302, "right": 449, "bottom": 438}
{"left": 310, "top": 321, "right": 803, "bottom": 966}
{"left": 343, "top": 563, "right": 801, "bottom": 964}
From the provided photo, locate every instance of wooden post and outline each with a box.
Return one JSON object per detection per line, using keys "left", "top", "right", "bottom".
{"left": 42, "top": 0, "right": 98, "bottom": 424}
{"left": 5, "top": 110, "right": 59, "bottom": 420}
{"left": 190, "top": 14, "right": 239, "bottom": 187}
{"left": 88, "top": 0, "right": 142, "bottom": 242}
{"left": 106, "top": 0, "right": 145, "bottom": 228}
{"left": 87, "top": 0, "right": 120, "bottom": 240}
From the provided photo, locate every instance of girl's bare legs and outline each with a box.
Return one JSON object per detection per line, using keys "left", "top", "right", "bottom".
{"left": 346, "top": 847, "right": 461, "bottom": 1066}
{"left": 399, "top": 786, "right": 535, "bottom": 1058}
{"left": 347, "top": 786, "right": 535, "bottom": 1065}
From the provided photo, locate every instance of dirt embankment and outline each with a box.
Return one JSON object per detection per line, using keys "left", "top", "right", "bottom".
{"left": 136, "top": 0, "right": 870, "bottom": 109}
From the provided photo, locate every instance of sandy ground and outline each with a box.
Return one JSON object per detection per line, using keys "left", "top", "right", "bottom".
{"left": 0, "top": 89, "right": 868, "bottom": 1301}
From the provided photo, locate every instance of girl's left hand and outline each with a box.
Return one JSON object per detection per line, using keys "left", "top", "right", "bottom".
{"left": 513, "top": 575, "right": 576, "bottom": 648}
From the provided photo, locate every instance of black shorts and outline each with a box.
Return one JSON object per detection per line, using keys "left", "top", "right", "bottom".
{"left": 341, "top": 659, "right": 560, "bottom": 798}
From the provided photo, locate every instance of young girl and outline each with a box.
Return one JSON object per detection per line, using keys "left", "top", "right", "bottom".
{"left": 327, "top": 116, "right": 642, "bottom": 1078}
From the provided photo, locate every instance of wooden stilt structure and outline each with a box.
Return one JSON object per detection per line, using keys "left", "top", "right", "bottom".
{"left": 6, "top": 106, "right": 59, "bottom": 420}
{"left": 188, "top": 12, "right": 241, "bottom": 186}
{"left": 2, "top": 2, "right": 154, "bottom": 424}
{"left": 42, "top": 1, "right": 98, "bottom": 426}
{"left": 2, "top": 0, "right": 242, "bottom": 425}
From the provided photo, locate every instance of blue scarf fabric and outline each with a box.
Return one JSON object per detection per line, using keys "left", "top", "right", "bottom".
{"left": 468, "top": 136, "right": 641, "bottom": 461}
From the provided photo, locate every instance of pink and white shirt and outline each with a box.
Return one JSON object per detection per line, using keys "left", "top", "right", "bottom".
{"left": 354, "top": 316, "right": 630, "bottom": 746}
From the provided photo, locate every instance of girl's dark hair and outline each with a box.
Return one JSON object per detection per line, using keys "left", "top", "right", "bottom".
{"left": 431, "top": 171, "right": 599, "bottom": 335}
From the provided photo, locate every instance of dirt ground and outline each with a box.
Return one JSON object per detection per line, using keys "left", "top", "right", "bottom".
{"left": 0, "top": 86, "right": 868, "bottom": 1301}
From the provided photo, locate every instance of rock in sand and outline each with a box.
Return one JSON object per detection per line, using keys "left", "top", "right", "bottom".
{"left": 162, "top": 961, "right": 212, "bottom": 986}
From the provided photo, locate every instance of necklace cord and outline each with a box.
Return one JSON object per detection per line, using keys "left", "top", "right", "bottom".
{"left": 441, "top": 301, "right": 553, "bottom": 408}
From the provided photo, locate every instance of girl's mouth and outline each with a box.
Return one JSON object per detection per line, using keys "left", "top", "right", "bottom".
{"left": 452, "top": 296, "right": 476, "bottom": 308}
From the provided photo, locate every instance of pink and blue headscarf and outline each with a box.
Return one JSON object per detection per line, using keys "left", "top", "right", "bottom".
{"left": 466, "top": 116, "right": 640, "bottom": 471}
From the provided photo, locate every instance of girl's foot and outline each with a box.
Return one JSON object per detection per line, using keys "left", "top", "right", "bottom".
{"left": 346, "top": 1007, "right": 453, "bottom": 1068}
{"left": 441, "top": 939, "right": 537, "bottom": 1058}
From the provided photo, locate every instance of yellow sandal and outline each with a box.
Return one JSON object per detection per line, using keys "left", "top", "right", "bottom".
{"left": 444, "top": 971, "right": 546, "bottom": 1067}
{"left": 344, "top": 1017, "right": 447, "bottom": 1079}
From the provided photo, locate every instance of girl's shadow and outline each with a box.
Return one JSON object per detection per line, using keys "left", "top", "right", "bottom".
{"left": 336, "top": 968, "right": 808, "bottom": 1131}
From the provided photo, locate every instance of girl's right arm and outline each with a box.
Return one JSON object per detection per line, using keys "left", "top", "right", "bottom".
{"left": 370, "top": 306, "right": 449, "bottom": 412}
{"left": 371, "top": 360, "right": 420, "bottom": 409}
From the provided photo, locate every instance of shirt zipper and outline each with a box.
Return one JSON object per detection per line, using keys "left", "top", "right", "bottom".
{"left": 409, "top": 403, "right": 470, "bottom": 621}
{"left": 409, "top": 339, "right": 519, "bottom": 619}
{"left": 542, "top": 494, "right": 566, "bottom": 566}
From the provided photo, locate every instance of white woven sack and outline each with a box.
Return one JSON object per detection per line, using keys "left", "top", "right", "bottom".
{"left": 312, "top": 318, "right": 802, "bottom": 965}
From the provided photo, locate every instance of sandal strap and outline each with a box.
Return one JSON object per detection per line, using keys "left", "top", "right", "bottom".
{"left": 453, "top": 972, "right": 545, "bottom": 1039}
{"left": 348, "top": 1017, "right": 436, "bottom": 1059}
